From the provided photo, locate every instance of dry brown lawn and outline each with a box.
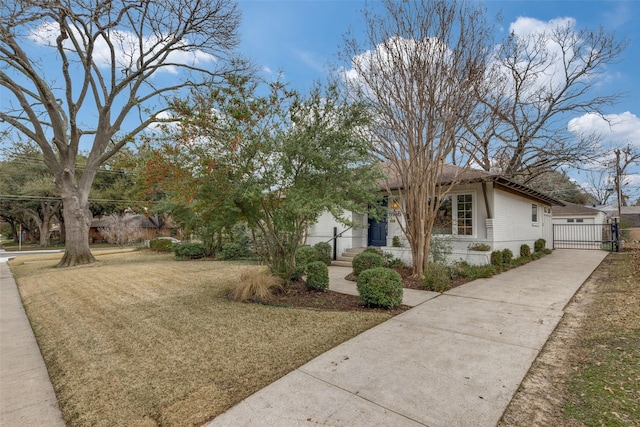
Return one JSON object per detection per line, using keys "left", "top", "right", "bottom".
{"left": 10, "top": 250, "right": 392, "bottom": 427}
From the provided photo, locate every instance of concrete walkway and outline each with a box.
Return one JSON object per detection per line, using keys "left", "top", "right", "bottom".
{"left": 207, "top": 249, "right": 607, "bottom": 427}
{"left": 0, "top": 259, "right": 66, "bottom": 426}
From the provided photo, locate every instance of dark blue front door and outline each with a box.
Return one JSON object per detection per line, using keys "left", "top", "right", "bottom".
{"left": 368, "top": 198, "right": 388, "bottom": 247}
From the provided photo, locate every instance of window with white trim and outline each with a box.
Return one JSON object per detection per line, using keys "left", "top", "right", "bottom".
{"left": 434, "top": 193, "right": 474, "bottom": 236}
{"left": 531, "top": 204, "right": 538, "bottom": 223}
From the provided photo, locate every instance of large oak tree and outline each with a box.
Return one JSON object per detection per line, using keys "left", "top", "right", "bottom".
{"left": 0, "top": 0, "right": 241, "bottom": 266}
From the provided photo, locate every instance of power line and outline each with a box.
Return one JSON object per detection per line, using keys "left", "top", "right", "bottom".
{"left": 0, "top": 194, "right": 156, "bottom": 204}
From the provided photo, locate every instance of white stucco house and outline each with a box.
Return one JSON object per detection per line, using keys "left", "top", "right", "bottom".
{"left": 306, "top": 164, "right": 564, "bottom": 266}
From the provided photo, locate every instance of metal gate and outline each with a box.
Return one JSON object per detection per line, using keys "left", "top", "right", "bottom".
{"left": 553, "top": 219, "right": 619, "bottom": 251}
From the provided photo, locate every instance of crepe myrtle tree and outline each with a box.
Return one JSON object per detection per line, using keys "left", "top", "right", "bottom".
{"left": 0, "top": 0, "right": 241, "bottom": 266}
{"left": 149, "top": 76, "right": 384, "bottom": 283}
{"left": 341, "top": 0, "right": 494, "bottom": 279}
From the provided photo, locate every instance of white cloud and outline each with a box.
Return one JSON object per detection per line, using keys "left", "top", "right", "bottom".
{"left": 28, "top": 21, "right": 215, "bottom": 76}
{"left": 568, "top": 112, "right": 640, "bottom": 148}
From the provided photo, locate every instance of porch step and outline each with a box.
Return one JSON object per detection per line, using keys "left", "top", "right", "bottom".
{"left": 331, "top": 260, "right": 354, "bottom": 268}
{"left": 330, "top": 247, "right": 368, "bottom": 268}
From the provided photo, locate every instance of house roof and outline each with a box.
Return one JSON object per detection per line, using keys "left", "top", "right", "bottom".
{"left": 381, "top": 162, "right": 565, "bottom": 206}
{"left": 91, "top": 214, "right": 174, "bottom": 229}
{"left": 552, "top": 202, "right": 604, "bottom": 217}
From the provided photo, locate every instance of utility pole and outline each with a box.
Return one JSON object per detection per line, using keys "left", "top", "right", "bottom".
{"left": 614, "top": 148, "right": 623, "bottom": 218}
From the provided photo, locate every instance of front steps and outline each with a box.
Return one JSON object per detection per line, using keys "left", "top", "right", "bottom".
{"left": 331, "top": 247, "right": 367, "bottom": 268}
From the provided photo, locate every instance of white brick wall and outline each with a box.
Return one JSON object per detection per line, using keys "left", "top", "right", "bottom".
{"left": 491, "top": 188, "right": 550, "bottom": 254}
{"left": 306, "top": 211, "right": 367, "bottom": 257}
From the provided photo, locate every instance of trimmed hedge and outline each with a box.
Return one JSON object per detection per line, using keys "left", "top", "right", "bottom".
{"left": 520, "top": 244, "right": 531, "bottom": 258}
{"left": 490, "top": 250, "right": 503, "bottom": 268}
{"left": 149, "top": 238, "right": 174, "bottom": 252}
{"left": 174, "top": 242, "right": 207, "bottom": 260}
{"left": 221, "top": 242, "right": 242, "bottom": 260}
{"left": 501, "top": 248, "right": 513, "bottom": 266}
{"left": 313, "top": 242, "right": 332, "bottom": 266}
{"left": 296, "top": 245, "right": 318, "bottom": 267}
{"left": 534, "top": 238, "right": 546, "bottom": 253}
{"left": 352, "top": 251, "right": 384, "bottom": 277}
{"left": 305, "top": 261, "right": 329, "bottom": 291}
{"left": 357, "top": 267, "right": 403, "bottom": 309}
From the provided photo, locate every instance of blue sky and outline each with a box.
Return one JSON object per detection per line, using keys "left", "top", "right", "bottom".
{"left": 237, "top": 0, "right": 640, "bottom": 202}
{"left": 2, "top": 1, "right": 639, "bottom": 203}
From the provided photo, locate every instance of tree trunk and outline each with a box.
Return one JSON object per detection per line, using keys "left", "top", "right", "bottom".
{"left": 57, "top": 189, "right": 96, "bottom": 267}
{"left": 39, "top": 220, "right": 50, "bottom": 247}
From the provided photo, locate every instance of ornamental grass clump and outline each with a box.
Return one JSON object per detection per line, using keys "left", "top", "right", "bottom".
{"left": 357, "top": 267, "right": 403, "bottom": 309}
{"left": 352, "top": 251, "right": 384, "bottom": 277}
{"left": 229, "top": 269, "right": 282, "bottom": 302}
{"left": 305, "top": 261, "right": 329, "bottom": 291}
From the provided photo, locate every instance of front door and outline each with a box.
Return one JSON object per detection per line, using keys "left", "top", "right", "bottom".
{"left": 368, "top": 198, "right": 388, "bottom": 247}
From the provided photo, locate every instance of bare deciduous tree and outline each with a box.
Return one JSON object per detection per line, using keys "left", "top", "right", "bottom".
{"left": 342, "top": 0, "right": 494, "bottom": 278}
{"left": 466, "top": 19, "right": 627, "bottom": 182}
{"left": 580, "top": 144, "right": 640, "bottom": 207}
{"left": 98, "top": 213, "right": 143, "bottom": 247}
{"left": 0, "top": 0, "right": 241, "bottom": 266}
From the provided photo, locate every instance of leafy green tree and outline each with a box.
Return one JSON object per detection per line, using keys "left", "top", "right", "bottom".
{"left": 149, "top": 76, "right": 383, "bottom": 282}
{"left": 0, "top": 143, "right": 61, "bottom": 246}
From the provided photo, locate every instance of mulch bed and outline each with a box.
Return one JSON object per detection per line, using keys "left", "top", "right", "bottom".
{"left": 345, "top": 267, "right": 469, "bottom": 290}
{"left": 263, "top": 280, "right": 410, "bottom": 315}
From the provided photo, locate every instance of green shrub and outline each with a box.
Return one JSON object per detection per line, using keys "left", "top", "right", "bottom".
{"left": 534, "top": 238, "right": 546, "bottom": 253}
{"left": 501, "top": 248, "right": 513, "bottom": 266}
{"left": 305, "top": 261, "right": 329, "bottom": 291}
{"left": 295, "top": 245, "right": 319, "bottom": 268}
{"left": 520, "top": 244, "right": 531, "bottom": 258}
{"left": 221, "top": 242, "right": 242, "bottom": 260}
{"left": 357, "top": 267, "right": 403, "bottom": 309}
{"left": 422, "top": 263, "right": 451, "bottom": 292}
{"left": 384, "top": 253, "right": 406, "bottom": 268}
{"left": 352, "top": 251, "right": 384, "bottom": 276}
{"left": 466, "top": 264, "right": 497, "bottom": 280}
{"left": 468, "top": 243, "right": 491, "bottom": 251}
{"left": 363, "top": 247, "right": 382, "bottom": 255}
{"left": 392, "top": 235, "right": 403, "bottom": 247}
{"left": 174, "top": 242, "right": 207, "bottom": 260}
{"left": 313, "top": 242, "right": 332, "bottom": 266}
{"left": 149, "top": 238, "right": 174, "bottom": 252}
{"left": 490, "top": 250, "right": 503, "bottom": 268}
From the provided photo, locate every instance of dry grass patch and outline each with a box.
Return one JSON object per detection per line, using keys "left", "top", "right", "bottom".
{"left": 11, "top": 251, "right": 392, "bottom": 427}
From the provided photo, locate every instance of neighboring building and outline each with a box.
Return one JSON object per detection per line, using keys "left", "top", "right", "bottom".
{"left": 551, "top": 203, "right": 610, "bottom": 249}
{"left": 306, "top": 164, "right": 564, "bottom": 266}
{"left": 552, "top": 202, "right": 608, "bottom": 225}
{"left": 621, "top": 206, "right": 640, "bottom": 227}
{"left": 89, "top": 214, "right": 177, "bottom": 243}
